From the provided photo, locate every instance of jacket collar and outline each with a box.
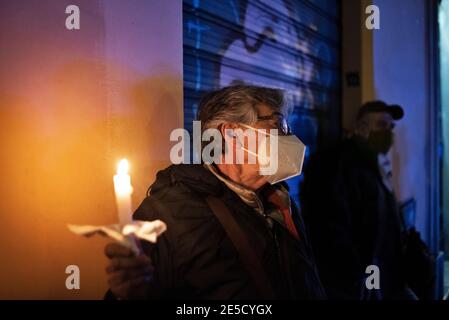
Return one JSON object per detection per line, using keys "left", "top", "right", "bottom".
{"left": 204, "top": 164, "right": 265, "bottom": 214}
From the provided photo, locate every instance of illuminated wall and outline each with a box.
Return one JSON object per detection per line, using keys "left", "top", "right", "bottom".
{"left": 183, "top": 0, "right": 341, "bottom": 203}
{"left": 372, "top": 0, "right": 429, "bottom": 240}
{"left": 0, "top": 0, "right": 182, "bottom": 299}
{"left": 440, "top": 0, "right": 449, "bottom": 256}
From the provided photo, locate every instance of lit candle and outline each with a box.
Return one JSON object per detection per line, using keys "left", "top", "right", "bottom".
{"left": 113, "top": 159, "right": 133, "bottom": 227}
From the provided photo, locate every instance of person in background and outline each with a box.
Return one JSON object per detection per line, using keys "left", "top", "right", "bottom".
{"left": 300, "top": 101, "right": 419, "bottom": 299}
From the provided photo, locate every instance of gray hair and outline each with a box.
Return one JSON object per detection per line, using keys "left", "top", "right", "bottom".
{"left": 197, "top": 85, "right": 290, "bottom": 133}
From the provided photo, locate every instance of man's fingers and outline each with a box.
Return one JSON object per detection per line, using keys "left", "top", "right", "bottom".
{"left": 107, "top": 267, "right": 152, "bottom": 287}
{"left": 111, "top": 277, "right": 148, "bottom": 299}
{"left": 105, "top": 259, "right": 154, "bottom": 274}
{"left": 105, "top": 254, "right": 152, "bottom": 274}
{"left": 114, "top": 276, "right": 149, "bottom": 299}
{"left": 110, "top": 255, "right": 151, "bottom": 270}
{"left": 104, "top": 242, "right": 134, "bottom": 258}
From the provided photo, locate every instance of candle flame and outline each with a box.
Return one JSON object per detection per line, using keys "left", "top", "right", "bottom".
{"left": 117, "top": 159, "right": 129, "bottom": 175}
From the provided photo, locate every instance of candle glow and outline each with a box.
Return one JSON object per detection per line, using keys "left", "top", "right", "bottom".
{"left": 113, "top": 158, "right": 133, "bottom": 226}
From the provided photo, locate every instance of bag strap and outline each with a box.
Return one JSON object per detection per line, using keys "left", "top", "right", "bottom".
{"left": 205, "top": 195, "right": 275, "bottom": 299}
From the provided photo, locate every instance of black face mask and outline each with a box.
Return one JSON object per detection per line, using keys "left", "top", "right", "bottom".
{"left": 367, "top": 130, "right": 394, "bottom": 154}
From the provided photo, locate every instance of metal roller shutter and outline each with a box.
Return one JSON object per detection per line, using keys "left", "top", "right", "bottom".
{"left": 183, "top": 0, "right": 341, "bottom": 202}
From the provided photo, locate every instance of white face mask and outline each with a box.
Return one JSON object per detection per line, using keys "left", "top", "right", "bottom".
{"left": 239, "top": 124, "right": 306, "bottom": 185}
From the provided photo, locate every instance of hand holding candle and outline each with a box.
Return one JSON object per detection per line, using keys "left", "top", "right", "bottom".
{"left": 68, "top": 157, "right": 167, "bottom": 255}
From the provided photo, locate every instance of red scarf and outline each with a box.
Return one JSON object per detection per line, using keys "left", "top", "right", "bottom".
{"left": 265, "top": 189, "right": 300, "bottom": 241}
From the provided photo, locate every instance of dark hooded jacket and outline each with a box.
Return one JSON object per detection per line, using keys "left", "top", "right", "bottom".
{"left": 129, "top": 164, "right": 326, "bottom": 299}
{"left": 300, "top": 136, "right": 406, "bottom": 299}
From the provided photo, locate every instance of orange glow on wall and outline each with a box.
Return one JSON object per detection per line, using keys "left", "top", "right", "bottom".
{"left": 0, "top": 0, "right": 182, "bottom": 299}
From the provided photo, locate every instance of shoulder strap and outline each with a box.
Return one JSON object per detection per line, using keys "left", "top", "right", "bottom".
{"left": 205, "top": 195, "right": 275, "bottom": 299}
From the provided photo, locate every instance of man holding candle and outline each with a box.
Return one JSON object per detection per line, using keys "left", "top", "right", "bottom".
{"left": 104, "top": 85, "right": 326, "bottom": 299}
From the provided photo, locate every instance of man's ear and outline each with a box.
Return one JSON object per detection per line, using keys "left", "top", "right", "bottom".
{"left": 220, "top": 123, "right": 241, "bottom": 156}
{"left": 220, "top": 123, "right": 240, "bottom": 140}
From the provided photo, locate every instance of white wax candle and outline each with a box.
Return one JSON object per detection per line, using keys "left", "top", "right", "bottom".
{"left": 113, "top": 159, "right": 133, "bottom": 227}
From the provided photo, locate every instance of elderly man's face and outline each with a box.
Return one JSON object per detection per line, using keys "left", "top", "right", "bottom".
{"left": 219, "top": 103, "right": 305, "bottom": 189}
{"left": 220, "top": 104, "right": 286, "bottom": 175}
{"left": 239, "top": 104, "right": 287, "bottom": 170}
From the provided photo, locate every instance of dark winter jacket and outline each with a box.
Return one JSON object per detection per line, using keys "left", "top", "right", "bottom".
{"left": 300, "top": 137, "right": 406, "bottom": 299}
{"left": 131, "top": 164, "right": 326, "bottom": 299}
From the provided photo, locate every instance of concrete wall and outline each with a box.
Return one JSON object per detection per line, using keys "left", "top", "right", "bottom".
{"left": 0, "top": 0, "right": 182, "bottom": 299}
